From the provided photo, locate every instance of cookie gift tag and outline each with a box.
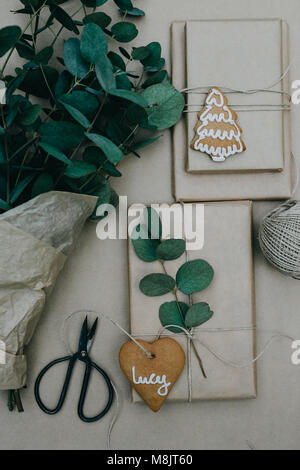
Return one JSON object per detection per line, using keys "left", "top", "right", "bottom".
{"left": 119, "top": 338, "right": 185, "bottom": 412}
{"left": 191, "top": 87, "right": 246, "bottom": 162}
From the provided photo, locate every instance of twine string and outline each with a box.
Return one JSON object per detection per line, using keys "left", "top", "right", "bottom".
{"left": 61, "top": 311, "right": 295, "bottom": 445}
{"left": 181, "top": 63, "right": 292, "bottom": 113}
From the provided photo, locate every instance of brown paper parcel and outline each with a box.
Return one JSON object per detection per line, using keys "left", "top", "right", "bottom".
{"left": 0, "top": 191, "right": 96, "bottom": 390}
{"left": 128, "top": 201, "right": 257, "bottom": 403}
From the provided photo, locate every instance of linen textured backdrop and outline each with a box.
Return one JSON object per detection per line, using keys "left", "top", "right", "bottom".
{"left": 0, "top": 0, "right": 300, "bottom": 451}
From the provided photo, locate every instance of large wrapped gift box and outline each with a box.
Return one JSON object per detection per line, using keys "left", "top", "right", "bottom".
{"left": 128, "top": 201, "right": 257, "bottom": 403}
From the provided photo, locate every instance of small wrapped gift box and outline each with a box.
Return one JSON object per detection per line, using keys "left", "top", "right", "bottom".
{"left": 186, "top": 19, "right": 286, "bottom": 174}
{"left": 172, "top": 19, "right": 293, "bottom": 201}
{"left": 128, "top": 201, "right": 257, "bottom": 403}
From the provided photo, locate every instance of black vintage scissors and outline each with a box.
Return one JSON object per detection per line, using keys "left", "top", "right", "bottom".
{"left": 34, "top": 316, "right": 114, "bottom": 423}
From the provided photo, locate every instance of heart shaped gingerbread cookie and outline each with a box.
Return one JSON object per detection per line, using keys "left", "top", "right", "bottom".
{"left": 119, "top": 338, "right": 185, "bottom": 412}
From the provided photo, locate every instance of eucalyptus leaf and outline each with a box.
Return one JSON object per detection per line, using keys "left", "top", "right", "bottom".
{"left": 49, "top": 5, "right": 79, "bottom": 34}
{"left": 176, "top": 260, "right": 214, "bottom": 295}
{"left": 95, "top": 53, "right": 115, "bottom": 91}
{"left": 0, "top": 198, "right": 11, "bottom": 211}
{"left": 132, "top": 46, "right": 149, "bottom": 61}
{"left": 109, "top": 89, "right": 146, "bottom": 107}
{"left": 159, "top": 301, "right": 189, "bottom": 333}
{"left": 145, "top": 206, "right": 162, "bottom": 240}
{"left": 18, "top": 104, "right": 41, "bottom": 126}
{"left": 65, "top": 160, "right": 96, "bottom": 178}
{"left": 119, "top": 7, "right": 145, "bottom": 17}
{"left": 83, "top": 12, "right": 112, "bottom": 29}
{"left": 185, "top": 303, "right": 214, "bottom": 329}
{"left": 111, "top": 22, "right": 138, "bottom": 43}
{"left": 59, "top": 99, "right": 91, "bottom": 129}
{"left": 141, "top": 83, "right": 185, "bottom": 130}
{"left": 108, "top": 51, "right": 126, "bottom": 71}
{"left": 64, "top": 38, "right": 89, "bottom": 79}
{"left": 0, "top": 26, "right": 21, "bottom": 58}
{"left": 40, "top": 121, "right": 84, "bottom": 151}
{"left": 139, "top": 273, "right": 175, "bottom": 297}
{"left": 141, "top": 42, "right": 161, "bottom": 67}
{"left": 131, "top": 224, "right": 160, "bottom": 262}
{"left": 38, "top": 142, "right": 72, "bottom": 165}
{"left": 142, "top": 70, "right": 168, "bottom": 88}
{"left": 80, "top": 23, "right": 108, "bottom": 63}
{"left": 59, "top": 91, "right": 99, "bottom": 119}
{"left": 85, "top": 133, "right": 123, "bottom": 164}
{"left": 156, "top": 239, "right": 186, "bottom": 261}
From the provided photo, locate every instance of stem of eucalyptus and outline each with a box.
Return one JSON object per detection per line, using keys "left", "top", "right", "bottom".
{"left": 0, "top": 2, "right": 47, "bottom": 79}
{"left": 160, "top": 260, "right": 207, "bottom": 379}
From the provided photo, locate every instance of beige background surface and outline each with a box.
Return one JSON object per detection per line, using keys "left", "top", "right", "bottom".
{"left": 0, "top": 0, "right": 300, "bottom": 451}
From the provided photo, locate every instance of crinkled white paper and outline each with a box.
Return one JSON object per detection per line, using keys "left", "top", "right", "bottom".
{"left": 0, "top": 192, "right": 96, "bottom": 390}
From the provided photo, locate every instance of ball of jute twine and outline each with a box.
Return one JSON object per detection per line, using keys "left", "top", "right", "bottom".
{"left": 259, "top": 200, "right": 300, "bottom": 279}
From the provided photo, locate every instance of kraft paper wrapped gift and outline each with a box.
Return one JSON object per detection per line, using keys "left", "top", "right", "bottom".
{"left": 171, "top": 20, "right": 293, "bottom": 201}
{"left": 186, "top": 19, "right": 286, "bottom": 174}
{"left": 128, "top": 201, "right": 257, "bottom": 403}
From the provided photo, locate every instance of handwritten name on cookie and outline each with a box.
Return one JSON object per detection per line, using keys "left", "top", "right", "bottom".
{"left": 132, "top": 366, "right": 171, "bottom": 396}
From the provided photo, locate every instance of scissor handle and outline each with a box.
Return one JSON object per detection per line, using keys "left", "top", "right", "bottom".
{"left": 78, "top": 358, "right": 114, "bottom": 423}
{"left": 34, "top": 355, "right": 75, "bottom": 415}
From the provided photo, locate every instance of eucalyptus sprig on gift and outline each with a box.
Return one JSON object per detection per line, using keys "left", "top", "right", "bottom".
{"left": 131, "top": 208, "right": 215, "bottom": 378}
{"left": 0, "top": 0, "right": 184, "bottom": 216}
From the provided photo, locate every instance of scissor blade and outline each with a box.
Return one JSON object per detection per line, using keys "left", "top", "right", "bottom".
{"left": 78, "top": 316, "right": 88, "bottom": 352}
{"left": 87, "top": 318, "right": 98, "bottom": 352}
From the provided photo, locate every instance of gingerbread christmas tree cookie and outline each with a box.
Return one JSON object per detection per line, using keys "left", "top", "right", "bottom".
{"left": 191, "top": 87, "right": 246, "bottom": 162}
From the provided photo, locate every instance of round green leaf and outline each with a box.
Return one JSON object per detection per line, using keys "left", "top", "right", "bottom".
{"left": 59, "top": 91, "right": 99, "bottom": 119}
{"left": 131, "top": 224, "right": 160, "bottom": 262}
{"left": 145, "top": 206, "right": 162, "bottom": 240}
{"left": 65, "top": 161, "right": 96, "bottom": 179}
{"left": 64, "top": 38, "right": 89, "bottom": 79}
{"left": 111, "top": 22, "right": 138, "bottom": 43}
{"left": 19, "top": 104, "right": 41, "bottom": 126}
{"left": 40, "top": 121, "right": 84, "bottom": 151}
{"left": 176, "top": 260, "right": 214, "bottom": 295}
{"left": 159, "top": 301, "right": 189, "bottom": 333}
{"left": 59, "top": 100, "right": 91, "bottom": 129}
{"left": 85, "top": 133, "right": 123, "bottom": 164}
{"left": 109, "top": 89, "right": 147, "bottom": 107}
{"left": 0, "top": 26, "right": 21, "bottom": 58}
{"left": 156, "top": 239, "right": 186, "bottom": 261}
{"left": 120, "top": 7, "right": 145, "bottom": 17}
{"left": 38, "top": 142, "right": 72, "bottom": 165}
{"left": 81, "top": 23, "right": 108, "bottom": 63}
{"left": 139, "top": 273, "right": 175, "bottom": 297}
{"left": 132, "top": 47, "right": 149, "bottom": 61}
{"left": 141, "top": 42, "right": 161, "bottom": 67}
{"left": 185, "top": 303, "right": 214, "bottom": 329}
{"left": 141, "top": 83, "right": 185, "bottom": 130}
{"left": 83, "top": 12, "right": 112, "bottom": 29}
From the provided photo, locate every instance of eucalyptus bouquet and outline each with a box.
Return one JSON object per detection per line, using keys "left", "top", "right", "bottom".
{"left": 0, "top": 0, "right": 184, "bottom": 411}
{"left": 0, "top": 0, "right": 184, "bottom": 215}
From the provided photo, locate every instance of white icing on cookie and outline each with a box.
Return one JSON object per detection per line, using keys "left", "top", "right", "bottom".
{"left": 192, "top": 87, "right": 245, "bottom": 162}
{"left": 132, "top": 366, "right": 171, "bottom": 397}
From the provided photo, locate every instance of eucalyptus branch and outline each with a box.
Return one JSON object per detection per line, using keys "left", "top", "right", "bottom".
{"left": 0, "top": 2, "right": 47, "bottom": 79}
{"left": 160, "top": 260, "right": 207, "bottom": 379}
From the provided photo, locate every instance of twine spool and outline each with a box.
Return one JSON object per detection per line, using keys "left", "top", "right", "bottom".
{"left": 259, "top": 200, "right": 300, "bottom": 279}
